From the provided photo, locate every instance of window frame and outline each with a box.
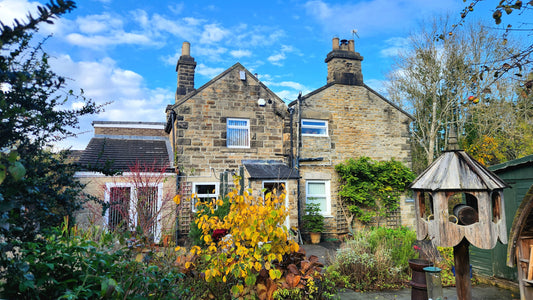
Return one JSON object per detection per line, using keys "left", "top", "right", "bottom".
{"left": 301, "top": 119, "right": 328, "bottom": 137}
{"left": 192, "top": 182, "right": 219, "bottom": 212}
{"left": 226, "top": 118, "right": 250, "bottom": 148}
{"left": 104, "top": 182, "right": 163, "bottom": 242}
{"left": 263, "top": 180, "right": 290, "bottom": 228}
{"left": 305, "top": 180, "right": 331, "bottom": 216}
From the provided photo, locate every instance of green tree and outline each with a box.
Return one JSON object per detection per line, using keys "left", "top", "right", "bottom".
{"left": 0, "top": 0, "right": 102, "bottom": 240}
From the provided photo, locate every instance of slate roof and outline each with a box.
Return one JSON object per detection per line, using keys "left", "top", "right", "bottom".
{"left": 243, "top": 160, "right": 299, "bottom": 180}
{"left": 409, "top": 150, "right": 509, "bottom": 191}
{"left": 78, "top": 137, "right": 172, "bottom": 172}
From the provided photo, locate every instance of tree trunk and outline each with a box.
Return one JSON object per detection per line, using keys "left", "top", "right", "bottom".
{"left": 427, "top": 93, "right": 439, "bottom": 164}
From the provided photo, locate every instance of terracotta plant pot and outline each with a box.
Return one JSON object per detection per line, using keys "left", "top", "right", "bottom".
{"left": 310, "top": 232, "right": 321, "bottom": 244}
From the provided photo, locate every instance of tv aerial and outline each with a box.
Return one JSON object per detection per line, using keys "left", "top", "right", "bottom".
{"left": 352, "top": 29, "right": 360, "bottom": 39}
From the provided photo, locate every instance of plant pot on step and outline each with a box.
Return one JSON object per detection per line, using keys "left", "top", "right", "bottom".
{"left": 302, "top": 203, "right": 325, "bottom": 244}
{"left": 310, "top": 232, "right": 321, "bottom": 244}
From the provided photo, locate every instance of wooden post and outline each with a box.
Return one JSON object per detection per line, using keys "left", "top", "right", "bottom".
{"left": 454, "top": 239, "right": 472, "bottom": 300}
{"left": 527, "top": 245, "right": 533, "bottom": 280}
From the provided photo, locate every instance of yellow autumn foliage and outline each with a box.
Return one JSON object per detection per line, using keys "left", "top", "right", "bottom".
{"left": 180, "top": 177, "right": 299, "bottom": 297}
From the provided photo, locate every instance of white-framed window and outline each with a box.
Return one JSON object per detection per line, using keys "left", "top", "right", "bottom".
{"left": 301, "top": 119, "right": 328, "bottom": 136}
{"left": 227, "top": 118, "right": 250, "bottom": 148}
{"left": 305, "top": 180, "right": 331, "bottom": 216}
{"left": 262, "top": 181, "right": 286, "bottom": 198}
{"left": 105, "top": 182, "right": 163, "bottom": 242}
{"left": 263, "top": 180, "right": 290, "bottom": 229}
{"left": 192, "top": 182, "right": 219, "bottom": 212}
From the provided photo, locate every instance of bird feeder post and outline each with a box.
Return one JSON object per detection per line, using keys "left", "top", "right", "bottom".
{"left": 454, "top": 239, "right": 472, "bottom": 300}
{"left": 410, "top": 132, "right": 509, "bottom": 300}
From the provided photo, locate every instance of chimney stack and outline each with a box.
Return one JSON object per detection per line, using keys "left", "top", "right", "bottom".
{"left": 325, "top": 38, "right": 363, "bottom": 86}
{"left": 175, "top": 41, "right": 196, "bottom": 102}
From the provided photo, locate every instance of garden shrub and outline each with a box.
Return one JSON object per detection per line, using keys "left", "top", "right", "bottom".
{"left": 178, "top": 179, "right": 338, "bottom": 299}
{"left": 412, "top": 242, "right": 464, "bottom": 287}
{"left": 188, "top": 194, "right": 231, "bottom": 247}
{"left": 325, "top": 226, "right": 417, "bottom": 291}
{"left": 0, "top": 221, "right": 185, "bottom": 299}
{"left": 436, "top": 246, "right": 456, "bottom": 287}
{"left": 335, "top": 157, "right": 415, "bottom": 224}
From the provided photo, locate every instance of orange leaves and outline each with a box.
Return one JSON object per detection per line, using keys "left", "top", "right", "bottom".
{"left": 284, "top": 273, "right": 302, "bottom": 289}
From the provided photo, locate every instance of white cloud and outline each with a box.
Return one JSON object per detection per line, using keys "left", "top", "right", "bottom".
{"left": 268, "top": 53, "right": 286, "bottom": 66}
{"left": 48, "top": 55, "right": 172, "bottom": 150}
{"left": 76, "top": 13, "right": 123, "bottom": 34}
{"left": 200, "top": 23, "right": 230, "bottom": 44}
{"left": 71, "top": 101, "right": 85, "bottom": 110}
{"left": 151, "top": 14, "right": 201, "bottom": 40}
{"left": 267, "top": 44, "right": 298, "bottom": 66}
{"left": 380, "top": 37, "right": 410, "bottom": 57}
{"left": 365, "top": 79, "right": 388, "bottom": 95}
{"left": 275, "top": 90, "right": 300, "bottom": 103}
{"left": 196, "top": 63, "right": 225, "bottom": 78}
{"left": 0, "top": 0, "right": 39, "bottom": 26}
{"left": 278, "top": 81, "right": 306, "bottom": 90}
{"left": 230, "top": 49, "right": 252, "bottom": 58}
{"left": 304, "top": 0, "right": 461, "bottom": 37}
{"left": 65, "top": 32, "right": 152, "bottom": 48}
{"left": 194, "top": 46, "right": 228, "bottom": 61}
{"left": 168, "top": 3, "right": 184, "bottom": 15}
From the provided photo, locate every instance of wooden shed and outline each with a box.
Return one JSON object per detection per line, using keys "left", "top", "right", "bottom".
{"left": 469, "top": 155, "right": 533, "bottom": 293}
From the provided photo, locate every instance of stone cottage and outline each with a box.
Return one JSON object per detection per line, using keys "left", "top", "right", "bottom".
{"left": 288, "top": 38, "right": 413, "bottom": 236}
{"left": 165, "top": 39, "right": 413, "bottom": 238}
{"left": 165, "top": 42, "right": 299, "bottom": 236}
{"left": 75, "top": 121, "right": 176, "bottom": 244}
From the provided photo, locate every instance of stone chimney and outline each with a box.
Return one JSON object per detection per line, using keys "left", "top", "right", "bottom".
{"left": 175, "top": 41, "right": 196, "bottom": 102}
{"left": 325, "top": 38, "right": 363, "bottom": 86}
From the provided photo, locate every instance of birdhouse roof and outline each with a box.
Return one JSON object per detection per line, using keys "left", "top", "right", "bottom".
{"left": 409, "top": 150, "right": 509, "bottom": 191}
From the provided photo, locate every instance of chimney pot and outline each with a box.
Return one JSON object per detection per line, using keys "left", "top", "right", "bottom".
{"left": 332, "top": 37, "right": 339, "bottom": 50}
{"left": 348, "top": 39, "right": 355, "bottom": 52}
{"left": 182, "top": 41, "right": 190, "bottom": 56}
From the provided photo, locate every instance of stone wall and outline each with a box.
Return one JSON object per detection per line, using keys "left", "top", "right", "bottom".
{"left": 295, "top": 84, "right": 412, "bottom": 236}
{"left": 173, "top": 66, "right": 289, "bottom": 177}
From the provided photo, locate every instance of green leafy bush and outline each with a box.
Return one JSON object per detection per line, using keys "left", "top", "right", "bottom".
{"left": 188, "top": 195, "right": 231, "bottom": 246}
{"left": 436, "top": 246, "right": 456, "bottom": 287}
{"left": 335, "top": 157, "right": 415, "bottom": 223}
{"left": 0, "top": 222, "right": 185, "bottom": 299}
{"left": 302, "top": 203, "right": 325, "bottom": 233}
{"left": 325, "top": 227, "right": 417, "bottom": 291}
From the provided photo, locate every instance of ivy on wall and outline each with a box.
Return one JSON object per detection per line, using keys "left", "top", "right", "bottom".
{"left": 335, "top": 157, "right": 416, "bottom": 224}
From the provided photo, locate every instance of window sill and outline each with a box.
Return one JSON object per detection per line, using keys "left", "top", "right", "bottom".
{"left": 221, "top": 148, "right": 256, "bottom": 153}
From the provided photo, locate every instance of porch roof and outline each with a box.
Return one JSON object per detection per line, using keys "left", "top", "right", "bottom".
{"left": 243, "top": 160, "right": 299, "bottom": 180}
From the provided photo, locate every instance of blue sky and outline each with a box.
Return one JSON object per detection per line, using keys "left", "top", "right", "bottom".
{"left": 0, "top": 0, "right": 514, "bottom": 150}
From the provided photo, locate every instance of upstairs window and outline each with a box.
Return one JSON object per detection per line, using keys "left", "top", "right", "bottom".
{"left": 302, "top": 119, "right": 328, "bottom": 136}
{"left": 227, "top": 118, "right": 250, "bottom": 148}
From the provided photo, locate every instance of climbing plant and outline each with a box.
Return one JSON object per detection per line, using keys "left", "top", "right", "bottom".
{"left": 335, "top": 157, "right": 415, "bottom": 224}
